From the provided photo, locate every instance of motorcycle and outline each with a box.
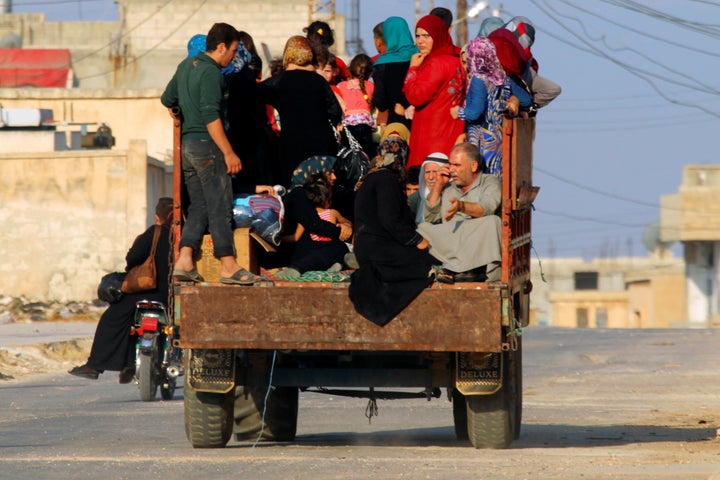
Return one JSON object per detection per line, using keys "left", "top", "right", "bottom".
{"left": 131, "top": 300, "right": 183, "bottom": 401}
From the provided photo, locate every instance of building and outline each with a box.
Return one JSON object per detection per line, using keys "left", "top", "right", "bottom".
{"left": 661, "top": 165, "right": 720, "bottom": 327}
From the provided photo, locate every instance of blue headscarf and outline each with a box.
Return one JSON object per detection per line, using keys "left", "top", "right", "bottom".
{"left": 187, "top": 34, "right": 206, "bottom": 58}
{"left": 477, "top": 16, "right": 505, "bottom": 38}
{"left": 374, "top": 17, "right": 418, "bottom": 66}
{"left": 290, "top": 156, "right": 337, "bottom": 188}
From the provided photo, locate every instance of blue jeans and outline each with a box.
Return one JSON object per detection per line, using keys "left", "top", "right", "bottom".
{"left": 180, "top": 138, "right": 235, "bottom": 258}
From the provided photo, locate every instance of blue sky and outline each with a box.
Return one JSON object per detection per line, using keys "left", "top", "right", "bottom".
{"left": 15, "top": 0, "right": 720, "bottom": 259}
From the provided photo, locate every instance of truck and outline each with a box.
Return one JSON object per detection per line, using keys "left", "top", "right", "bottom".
{"left": 170, "top": 115, "right": 538, "bottom": 449}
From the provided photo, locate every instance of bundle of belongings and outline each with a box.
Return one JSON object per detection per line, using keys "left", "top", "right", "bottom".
{"left": 232, "top": 194, "right": 284, "bottom": 246}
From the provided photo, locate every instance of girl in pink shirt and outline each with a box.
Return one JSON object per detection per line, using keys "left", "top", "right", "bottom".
{"left": 337, "top": 54, "right": 376, "bottom": 158}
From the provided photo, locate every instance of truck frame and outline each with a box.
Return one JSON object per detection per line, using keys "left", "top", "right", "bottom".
{"left": 171, "top": 117, "right": 537, "bottom": 449}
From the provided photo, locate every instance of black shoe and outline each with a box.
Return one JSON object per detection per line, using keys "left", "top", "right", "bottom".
{"left": 118, "top": 367, "right": 135, "bottom": 384}
{"left": 68, "top": 364, "right": 100, "bottom": 380}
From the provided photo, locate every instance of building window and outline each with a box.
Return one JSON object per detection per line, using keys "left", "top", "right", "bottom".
{"left": 574, "top": 271, "right": 598, "bottom": 290}
{"left": 576, "top": 308, "right": 589, "bottom": 328}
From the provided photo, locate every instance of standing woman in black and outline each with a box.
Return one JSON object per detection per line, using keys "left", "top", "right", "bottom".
{"left": 258, "top": 36, "right": 342, "bottom": 187}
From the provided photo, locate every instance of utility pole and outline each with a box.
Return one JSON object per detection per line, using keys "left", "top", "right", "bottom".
{"left": 456, "top": 0, "right": 468, "bottom": 47}
{"left": 346, "top": 0, "right": 365, "bottom": 55}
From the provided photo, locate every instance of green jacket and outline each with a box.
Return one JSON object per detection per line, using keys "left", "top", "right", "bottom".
{"left": 161, "top": 54, "right": 227, "bottom": 140}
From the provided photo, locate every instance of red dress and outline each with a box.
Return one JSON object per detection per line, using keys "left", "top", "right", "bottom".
{"left": 402, "top": 16, "right": 466, "bottom": 168}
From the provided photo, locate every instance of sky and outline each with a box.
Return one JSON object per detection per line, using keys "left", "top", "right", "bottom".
{"left": 12, "top": 0, "right": 720, "bottom": 260}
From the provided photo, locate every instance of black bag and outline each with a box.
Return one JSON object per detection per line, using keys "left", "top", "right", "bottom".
{"left": 334, "top": 124, "right": 371, "bottom": 192}
{"left": 98, "top": 272, "right": 126, "bottom": 304}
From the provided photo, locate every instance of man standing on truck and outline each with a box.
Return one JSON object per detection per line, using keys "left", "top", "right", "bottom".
{"left": 417, "top": 142, "right": 502, "bottom": 282}
{"left": 161, "top": 23, "right": 256, "bottom": 285}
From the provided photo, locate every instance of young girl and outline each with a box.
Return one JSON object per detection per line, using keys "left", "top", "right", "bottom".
{"left": 336, "top": 53, "right": 376, "bottom": 159}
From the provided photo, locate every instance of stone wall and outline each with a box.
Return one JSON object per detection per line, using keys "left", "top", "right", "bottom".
{"left": 0, "top": 141, "right": 172, "bottom": 302}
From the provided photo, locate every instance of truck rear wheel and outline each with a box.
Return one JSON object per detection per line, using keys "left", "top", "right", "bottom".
{"left": 234, "top": 385, "right": 299, "bottom": 442}
{"left": 465, "top": 342, "right": 522, "bottom": 449}
{"left": 184, "top": 375, "right": 234, "bottom": 448}
{"left": 452, "top": 389, "right": 469, "bottom": 441}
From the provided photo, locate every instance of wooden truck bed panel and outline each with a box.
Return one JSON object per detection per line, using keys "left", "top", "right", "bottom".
{"left": 177, "top": 283, "right": 504, "bottom": 352}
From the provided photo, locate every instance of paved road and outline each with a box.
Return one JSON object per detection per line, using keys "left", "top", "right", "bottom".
{"left": 1, "top": 328, "right": 720, "bottom": 480}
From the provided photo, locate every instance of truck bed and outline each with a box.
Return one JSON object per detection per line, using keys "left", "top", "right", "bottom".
{"left": 177, "top": 281, "right": 506, "bottom": 352}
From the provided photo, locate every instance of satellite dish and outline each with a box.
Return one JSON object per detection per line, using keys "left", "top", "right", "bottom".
{"left": 642, "top": 220, "right": 675, "bottom": 254}
{"left": 0, "top": 33, "right": 22, "bottom": 49}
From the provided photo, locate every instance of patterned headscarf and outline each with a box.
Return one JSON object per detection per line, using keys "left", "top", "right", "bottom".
{"left": 221, "top": 42, "right": 253, "bottom": 75}
{"left": 465, "top": 37, "right": 505, "bottom": 89}
{"left": 290, "top": 155, "right": 336, "bottom": 188}
{"left": 505, "top": 16, "right": 535, "bottom": 57}
{"left": 379, "top": 122, "right": 411, "bottom": 143}
{"left": 416, "top": 15, "right": 456, "bottom": 59}
{"left": 283, "top": 35, "right": 314, "bottom": 69}
{"left": 376, "top": 137, "right": 409, "bottom": 171}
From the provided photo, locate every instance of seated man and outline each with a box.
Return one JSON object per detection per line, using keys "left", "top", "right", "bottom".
{"left": 417, "top": 142, "right": 501, "bottom": 282}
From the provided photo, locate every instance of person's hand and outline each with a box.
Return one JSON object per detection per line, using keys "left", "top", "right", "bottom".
{"left": 338, "top": 223, "right": 353, "bottom": 241}
{"left": 409, "top": 52, "right": 427, "bottom": 68}
{"left": 416, "top": 238, "right": 430, "bottom": 250}
{"left": 224, "top": 151, "right": 242, "bottom": 175}
{"left": 404, "top": 105, "right": 415, "bottom": 120}
{"left": 449, "top": 106, "right": 459, "bottom": 119}
{"left": 393, "top": 103, "right": 406, "bottom": 117}
{"left": 504, "top": 96, "right": 520, "bottom": 117}
{"left": 254, "top": 185, "right": 274, "bottom": 195}
{"left": 445, "top": 197, "right": 461, "bottom": 222}
{"left": 436, "top": 164, "right": 451, "bottom": 189}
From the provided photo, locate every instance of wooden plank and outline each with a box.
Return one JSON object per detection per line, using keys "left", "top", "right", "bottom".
{"left": 178, "top": 284, "right": 503, "bottom": 352}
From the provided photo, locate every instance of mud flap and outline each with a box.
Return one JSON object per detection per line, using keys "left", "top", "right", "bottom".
{"left": 187, "top": 348, "right": 235, "bottom": 393}
{"left": 455, "top": 352, "right": 503, "bottom": 395}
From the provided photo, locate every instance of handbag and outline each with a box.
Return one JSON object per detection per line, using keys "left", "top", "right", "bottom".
{"left": 97, "top": 272, "right": 126, "bottom": 303}
{"left": 334, "top": 122, "right": 371, "bottom": 191}
{"left": 121, "top": 225, "right": 160, "bottom": 294}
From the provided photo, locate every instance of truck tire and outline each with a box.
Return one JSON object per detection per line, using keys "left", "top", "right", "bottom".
{"left": 452, "top": 389, "right": 469, "bottom": 441}
{"left": 234, "top": 385, "right": 299, "bottom": 442}
{"left": 466, "top": 342, "right": 522, "bottom": 449}
{"left": 184, "top": 375, "right": 234, "bottom": 448}
{"left": 137, "top": 351, "right": 158, "bottom": 402}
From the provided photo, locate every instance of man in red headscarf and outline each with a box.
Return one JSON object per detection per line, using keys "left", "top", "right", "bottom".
{"left": 402, "top": 15, "right": 466, "bottom": 169}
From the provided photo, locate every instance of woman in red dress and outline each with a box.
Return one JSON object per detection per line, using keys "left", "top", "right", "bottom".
{"left": 402, "top": 15, "right": 466, "bottom": 169}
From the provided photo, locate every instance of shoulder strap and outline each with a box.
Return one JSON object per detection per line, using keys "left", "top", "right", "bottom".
{"left": 148, "top": 225, "right": 161, "bottom": 258}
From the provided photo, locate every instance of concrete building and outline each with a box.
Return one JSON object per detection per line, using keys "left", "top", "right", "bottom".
{"left": 529, "top": 255, "right": 685, "bottom": 328}
{"left": 0, "top": 1, "right": 346, "bottom": 89}
{"left": 661, "top": 165, "right": 720, "bottom": 327}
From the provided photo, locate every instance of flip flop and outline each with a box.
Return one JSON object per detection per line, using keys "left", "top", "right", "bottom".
{"left": 173, "top": 268, "right": 204, "bottom": 283}
{"left": 220, "top": 268, "right": 256, "bottom": 286}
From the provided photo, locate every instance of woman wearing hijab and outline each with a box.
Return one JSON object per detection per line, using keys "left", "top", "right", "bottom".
{"left": 276, "top": 155, "right": 353, "bottom": 276}
{"left": 258, "top": 36, "right": 343, "bottom": 187}
{"left": 372, "top": 16, "right": 419, "bottom": 132}
{"left": 402, "top": 15, "right": 466, "bottom": 169}
{"left": 349, "top": 138, "right": 437, "bottom": 327}
{"left": 451, "top": 37, "right": 531, "bottom": 176}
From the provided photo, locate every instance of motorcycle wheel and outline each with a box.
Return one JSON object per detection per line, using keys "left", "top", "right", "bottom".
{"left": 138, "top": 351, "right": 158, "bottom": 402}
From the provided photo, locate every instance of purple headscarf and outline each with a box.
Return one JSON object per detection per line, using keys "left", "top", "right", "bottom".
{"left": 464, "top": 36, "right": 505, "bottom": 90}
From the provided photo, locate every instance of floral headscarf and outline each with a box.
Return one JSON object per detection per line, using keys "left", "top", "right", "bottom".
{"left": 290, "top": 155, "right": 336, "bottom": 188}
{"left": 465, "top": 37, "right": 505, "bottom": 90}
{"left": 222, "top": 42, "right": 253, "bottom": 76}
{"left": 376, "top": 137, "right": 409, "bottom": 171}
{"left": 283, "top": 35, "right": 314, "bottom": 69}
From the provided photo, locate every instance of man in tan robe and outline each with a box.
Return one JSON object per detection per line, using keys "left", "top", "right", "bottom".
{"left": 417, "top": 142, "right": 501, "bottom": 281}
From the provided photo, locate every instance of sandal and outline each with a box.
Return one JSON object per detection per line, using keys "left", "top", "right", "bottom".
{"left": 220, "top": 268, "right": 256, "bottom": 285}
{"left": 431, "top": 265, "right": 454, "bottom": 284}
{"left": 173, "top": 268, "right": 204, "bottom": 283}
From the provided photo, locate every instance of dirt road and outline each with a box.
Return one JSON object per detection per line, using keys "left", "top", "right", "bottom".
{"left": 1, "top": 325, "right": 719, "bottom": 479}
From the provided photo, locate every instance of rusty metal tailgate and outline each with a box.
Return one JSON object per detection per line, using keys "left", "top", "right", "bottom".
{"left": 177, "top": 283, "right": 505, "bottom": 352}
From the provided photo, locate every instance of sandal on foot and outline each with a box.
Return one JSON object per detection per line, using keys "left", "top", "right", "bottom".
{"left": 220, "top": 268, "right": 256, "bottom": 285}
{"left": 173, "top": 268, "right": 204, "bottom": 283}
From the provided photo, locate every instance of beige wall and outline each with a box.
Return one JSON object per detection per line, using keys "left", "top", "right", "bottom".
{"left": 549, "top": 291, "right": 629, "bottom": 328}
{"left": 0, "top": 141, "right": 172, "bottom": 302}
{"left": 0, "top": 88, "right": 172, "bottom": 160}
